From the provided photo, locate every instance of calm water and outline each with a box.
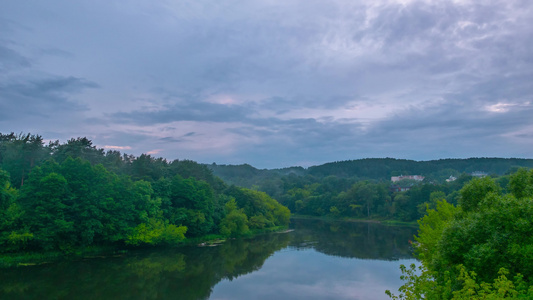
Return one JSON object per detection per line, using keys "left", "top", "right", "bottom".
{"left": 0, "top": 219, "right": 417, "bottom": 300}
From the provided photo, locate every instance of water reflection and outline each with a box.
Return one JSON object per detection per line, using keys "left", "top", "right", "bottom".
{"left": 0, "top": 219, "right": 417, "bottom": 300}
{"left": 289, "top": 218, "right": 416, "bottom": 260}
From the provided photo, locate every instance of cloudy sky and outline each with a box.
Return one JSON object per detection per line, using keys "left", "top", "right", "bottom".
{"left": 1, "top": 0, "right": 532, "bottom": 168}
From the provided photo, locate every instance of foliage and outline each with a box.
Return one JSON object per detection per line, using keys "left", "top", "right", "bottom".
{"left": 210, "top": 159, "right": 527, "bottom": 223}
{"left": 458, "top": 176, "right": 500, "bottom": 212}
{"left": 219, "top": 199, "right": 249, "bottom": 237}
{"left": 0, "top": 133, "right": 48, "bottom": 188}
{"left": 388, "top": 173, "right": 533, "bottom": 299}
{"left": 225, "top": 186, "right": 290, "bottom": 230}
{"left": 386, "top": 264, "right": 533, "bottom": 299}
{"left": 0, "top": 169, "right": 29, "bottom": 251}
{"left": 210, "top": 158, "right": 533, "bottom": 186}
{"left": 126, "top": 219, "right": 187, "bottom": 246}
{"left": 414, "top": 200, "right": 457, "bottom": 265}
{"left": 0, "top": 133, "right": 291, "bottom": 254}
{"left": 209, "top": 159, "right": 533, "bottom": 224}
{"left": 509, "top": 168, "right": 533, "bottom": 199}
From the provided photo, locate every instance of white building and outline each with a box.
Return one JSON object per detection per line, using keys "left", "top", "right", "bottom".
{"left": 446, "top": 175, "right": 457, "bottom": 182}
{"left": 391, "top": 175, "right": 425, "bottom": 182}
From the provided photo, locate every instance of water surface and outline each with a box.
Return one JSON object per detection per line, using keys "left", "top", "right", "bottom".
{"left": 0, "top": 219, "right": 417, "bottom": 299}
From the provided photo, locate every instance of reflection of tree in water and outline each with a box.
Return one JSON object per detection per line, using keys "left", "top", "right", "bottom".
{"left": 0, "top": 220, "right": 415, "bottom": 299}
{"left": 289, "top": 219, "right": 417, "bottom": 260}
{"left": 0, "top": 233, "right": 290, "bottom": 300}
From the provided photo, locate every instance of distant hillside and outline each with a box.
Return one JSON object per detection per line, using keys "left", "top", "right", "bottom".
{"left": 307, "top": 158, "right": 533, "bottom": 179}
{"left": 206, "top": 163, "right": 305, "bottom": 188}
{"left": 208, "top": 158, "right": 533, "bottom": 187}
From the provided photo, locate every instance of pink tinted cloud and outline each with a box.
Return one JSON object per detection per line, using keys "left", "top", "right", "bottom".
{"left": 146, "top": 149, "right": 163, "bottom": 155}
{"left": 103, "top": 145, "right": 132, "bottom": 150}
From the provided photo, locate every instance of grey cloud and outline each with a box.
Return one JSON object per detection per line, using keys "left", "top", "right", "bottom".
{"left": 228, "top": 116, "right": 363, "bottom": 149}
{"left": 23, "top": 76, "right": 98, "bottom": 95}
{"left": 159, "top": 132, "right": 196, "bottom": 143}
{"left": 515, "top": 133, "right": 533, "bottom": 139}
{"left": 159, "top": 137, "right": 184, "bottom": 143}
{"left": 0, "top": 76, "right": 97, "bottom": 120}
{"left": 368, "top": 100, "right": 533, "bottom": 145}
{"left": 1, "top": 0, "right": 532, "bottom": 168}
{"left": 349, "top": 1, "right": 532, "bottom": 83}
{"left": 0, "top": 44, "right": 31, "bottom": 71}
{"left": 111, "top": 101, "right": 250, "bottom": 125}
{"left": 220, "top": 118, "right": 364, "bottom": 167}
{"left": 39, "top": 48, "right": 74, "bottom": 58}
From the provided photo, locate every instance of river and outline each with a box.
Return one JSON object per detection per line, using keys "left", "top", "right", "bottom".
{"left": 0, "top": 218, "right": 418, "bottom": 300}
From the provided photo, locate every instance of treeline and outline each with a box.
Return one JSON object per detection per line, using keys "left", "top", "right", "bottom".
{"left": 387, "top": 169, "right": 533, "bottom": 298}
{"left": 211, "top": 167, "right": 479, "bottom": 222}
{"left": 306, "top": 158, "right": 533, "bottom": 180}
{"left": 209, "top": 158, "right": 531, "bottom": 222}
{"left": 278, "top": 174, "right": 487, "bottom": 222}
{"left": 0, "top": 133, "right": 290, "bottom": 253}
{"left": 209, "top": 157, "right": 533, "bottom": 186}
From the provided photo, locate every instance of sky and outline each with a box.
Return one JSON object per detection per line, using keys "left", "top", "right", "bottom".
{"left": 1, "top": 0, "right": 532, "bottom": 169}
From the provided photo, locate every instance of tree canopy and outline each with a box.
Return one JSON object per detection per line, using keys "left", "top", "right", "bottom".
{"left": 0, "top": 133, "right": 291, "bottom": 253}
{"left": 387, "top": 169, "right": 533, "bottom": 299}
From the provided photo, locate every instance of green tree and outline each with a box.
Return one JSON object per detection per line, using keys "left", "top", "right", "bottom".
{"left": 225, "top": 186, "right": 290, "bottom": 228}
{"left": 0, "top": 168, "right": 32, "bottom": 252}
{"left": 21, "top": 172, "right": 74, "bottom": 251}
{"left": 0, "top": 133, "right": 47, "bottom": 187}
{"left": 508, "top": 168, "right": 533, "bottom": 199}
{"left": 126, "top": 218, "right": 187, "bottom": 246}
{"left": 389, "top": 174, "right": 533, "bottom": 299}
{"left": 50, "top": 137, "right": 104, "bottom": 165}
{"left": 220, "top": 198, "right": 249, "bottom": 237}
{"left": 329, "top": 206, "right": 341, "bottom": 218}
{"left": 414, "top": 200, "right": 458, "bottom": 268}
{"left": 130, "top": 154, "right": 166, "bottom": 181}
{"left": 167, "top": 175, "right": 217, "bottom": 236}
{"left": 343, "top": 181, "right": 378, "bottom": 218}
{"left": 459, "top": 177, "right": 500, "bottom": 212}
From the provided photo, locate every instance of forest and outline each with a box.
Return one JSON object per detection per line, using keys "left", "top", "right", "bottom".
{"left": 209, "top": 158, "right": 532, "bottom": 223}
{"left": 0, "top": 133, "right": 290, "bottom": 254}
{"left": 3, "top": 132, "right": 532, "bottom": 255}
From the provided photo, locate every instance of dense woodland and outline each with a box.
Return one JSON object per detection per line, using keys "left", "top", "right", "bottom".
{"left": 388, "top": 169, "right": 533, "bottom": 298}
{"left": 0, "top": 133, "right": 290, "bottom": 253}
{"left": 209, "top": 158, "right": 532, "bottom": 222}
{"left": 210, "top": 158, "right": 533, "bottom": 185}
{"left": 2, "top": 132, "right": 531, "bottom": 254}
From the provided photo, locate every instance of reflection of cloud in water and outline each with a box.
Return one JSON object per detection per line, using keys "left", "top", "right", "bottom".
{"left": 210, "top": 248, "right": 417, "bottom": 300}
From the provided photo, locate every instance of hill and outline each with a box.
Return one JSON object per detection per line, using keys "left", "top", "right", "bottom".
{"left": 208, "top": 157, "right": 533, "bottom": 187}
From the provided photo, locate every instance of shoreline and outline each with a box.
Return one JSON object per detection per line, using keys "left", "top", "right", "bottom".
{"left": 0, "top": 225, "right": 290, "bottom": 268}
{"left": 290, "top": 214, "right": 418, "bottom": 227}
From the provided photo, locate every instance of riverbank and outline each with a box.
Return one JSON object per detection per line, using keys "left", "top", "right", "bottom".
{"left": 290, "top": 214, "right": 418, "bottom": 227}
{"left": 1, "top": 218, "right": 418, "bottom": 300}
{"left": 0, "top": 246, "right": 127, "bottom": 268}
{"left": 0, "top": 225, "right": 289, "bottom": 268}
